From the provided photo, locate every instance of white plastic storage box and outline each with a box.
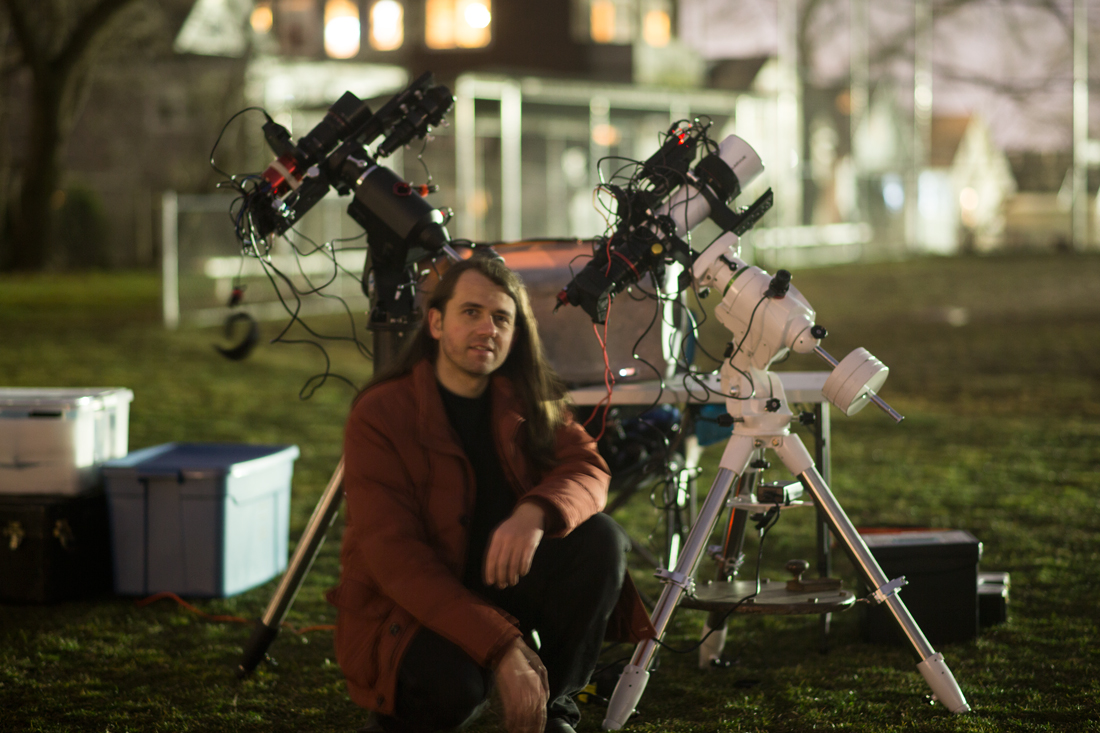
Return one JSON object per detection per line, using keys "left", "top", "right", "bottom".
{"left": 102, "top": 442, "right": 298, "bottom": 598}
{"left": 0, "top": 388, "right": 133, "bottom": 495}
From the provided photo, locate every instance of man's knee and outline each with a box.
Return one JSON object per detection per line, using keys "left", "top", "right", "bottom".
{"left": 569, "top": 512, "right": 629, "bottom": 578}
{"left": 579, "top": 512, "right": 630, "bottom": 554}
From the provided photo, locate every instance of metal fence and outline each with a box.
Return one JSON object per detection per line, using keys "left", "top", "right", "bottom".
{"left": 161, "top": 191, "right": 370, "bottom": 329}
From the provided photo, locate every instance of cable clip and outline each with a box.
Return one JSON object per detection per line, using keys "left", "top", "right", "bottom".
{"left": 870, "top": 576, "right": 907, "bottom": 604}
{"left": 655, "top": 568, "right": 695, "bottom": 594}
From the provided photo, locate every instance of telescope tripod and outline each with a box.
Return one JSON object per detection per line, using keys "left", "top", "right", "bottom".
{"left": 235, "top": 325, "right": 410, "bottom": 678}
{"left": 602, "top": 421, "right": 970, "bottom": 729}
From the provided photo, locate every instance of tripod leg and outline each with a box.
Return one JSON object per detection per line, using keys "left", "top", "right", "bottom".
{"left": 603, "top": 436, "right": 755, "bottom": 730}
{"left": 236, "top": 458, "right": 345, "bottom": 678}
{"left": 772, "top": 436, "right": 970, "bottom": 714}
{"left": 700, "top": 471, "right": 756, "bottom": 669}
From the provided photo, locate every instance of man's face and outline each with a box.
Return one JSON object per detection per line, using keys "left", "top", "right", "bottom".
{"left": 428, "top": 270, "right": 517, "bottom": 395}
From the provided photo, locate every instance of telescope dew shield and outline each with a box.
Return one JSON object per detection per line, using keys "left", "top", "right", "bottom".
{"left": 297, "top": 92, "right": 371, "bottom": 165}
{"left": 377, "top": 85, "right": 454, "bottom": 158}
{"left": 658, "top": 134, "right": 764, "bottom": 236}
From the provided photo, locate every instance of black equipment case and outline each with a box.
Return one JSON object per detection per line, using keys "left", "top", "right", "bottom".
{"left": 0, "top": 492, "right": 113, "bottom": 603}
{"left": 859, "top": 529, "right": 983, "bottom": 646}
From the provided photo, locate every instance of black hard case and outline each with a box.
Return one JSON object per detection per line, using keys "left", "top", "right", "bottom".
{"left": 859, "top": 529, "right": 983, "bottom": 646}
{"left": 0, "top": 492, "right": 113, "bottom": 603}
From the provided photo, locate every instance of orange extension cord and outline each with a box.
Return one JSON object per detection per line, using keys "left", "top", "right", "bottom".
{"left": 135, "top": 592, "right": 336, "bottom": 634}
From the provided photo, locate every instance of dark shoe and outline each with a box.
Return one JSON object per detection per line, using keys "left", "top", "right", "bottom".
{"left": 545, "top": 719, "right": 577, "bottom": 733}
{"left": 356, "top": 713, "right": 385, "bottom": 733}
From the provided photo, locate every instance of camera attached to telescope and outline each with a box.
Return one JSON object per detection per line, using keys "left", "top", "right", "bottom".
{"left": 557, "top": 120, "right": 774, "bottom": 325}
{"left": 238, "top": 72, "right": 455, "bottom": 332}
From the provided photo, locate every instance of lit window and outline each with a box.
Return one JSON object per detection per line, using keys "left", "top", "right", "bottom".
{"left": 642, "top": 8, "right": 669, "bottom": 47}
{"left": 370, "top": 0, "right": 403, "bottom": 50}
{"left": 590, "top": 0, "right": 616, "bottom": 43}
{"left": 464, "top": 1, "right": 490, "bottom": 29}
{"left": 426, "top": 0, "right": 491, "bottom": 49}
{"left": 591, "top": 123, "right": 621, "bottom": 147}
{"left": 959, "top": 187, "right": 980, "bottom": 212}
{"left": 251, "top": 1, "right": 274, "bottom": 34}
{"left": 587, "top": 0, "right": 634, "bottom": 44}
{"left": 324, "top": 0, "right": 361, "bottom": 59}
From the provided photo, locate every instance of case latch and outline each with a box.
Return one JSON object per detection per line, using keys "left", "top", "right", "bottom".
{"left": 4, "top": 520, "right": 25, "bottom": 550}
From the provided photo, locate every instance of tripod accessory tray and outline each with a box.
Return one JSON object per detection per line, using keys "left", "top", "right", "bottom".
{"left": 681, "top": 578, "right": 855, "bottom": 615}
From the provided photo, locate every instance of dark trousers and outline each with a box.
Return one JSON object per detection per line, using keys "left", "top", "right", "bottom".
{"left": 376, "top": 512, "right": 630, "bottom": 733}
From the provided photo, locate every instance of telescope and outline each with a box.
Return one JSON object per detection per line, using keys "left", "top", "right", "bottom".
{"left": 558, "top": 120, "right": 774, "bottom": 325}
{"left": 236, "top": 72, "right": 457, "bottom": 358}
{"left": 550, "top": 125, "right": 970, "bottom": 729}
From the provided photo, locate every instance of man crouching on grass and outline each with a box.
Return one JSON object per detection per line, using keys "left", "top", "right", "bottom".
{"left": 328, "top": 257, "right": 654, "bottom": 733}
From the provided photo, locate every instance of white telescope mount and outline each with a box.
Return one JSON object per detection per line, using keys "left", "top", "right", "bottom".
{"left": 602, "top": 231, "right": 970, "bottom": 730}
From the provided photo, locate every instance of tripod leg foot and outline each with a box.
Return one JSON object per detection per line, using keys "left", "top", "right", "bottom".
{"left": 603, "top": 663, "right": 650, "bottom": 730}
{"left": 236, "top": 619, "right": 279, "bottom": 678}
{"left": 774, "top": 435, "right": 971, "bottom": 714}
{"left": 698, "top": 622, "right": 728, "bottom": 669}
{"left": 917, "top": 652, "right": 970, "bottom": 713}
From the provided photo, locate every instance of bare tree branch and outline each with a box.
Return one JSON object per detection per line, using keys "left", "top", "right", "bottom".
{"left": 0, "top": 0, "right": 40, "bottom": 71}
{"left": 0, "top": 0, "right": 149, "bottom": 269}
{"left": 935, "top": 62, "right": 1071, "bottom": 97}
{"left": 54, "top": 0, "right": 138, "bottom": 80}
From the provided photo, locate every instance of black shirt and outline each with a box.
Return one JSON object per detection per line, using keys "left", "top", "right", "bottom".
{"left": 437, "top": 383, "right": 517, "bottom": 589}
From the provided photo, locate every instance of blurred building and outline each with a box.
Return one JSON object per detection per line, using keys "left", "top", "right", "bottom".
{"left": 230, "top": 0, "right": 736, "bottom": 246}
{"left": 1003, "top": 151, "right": 1100, "bottom": 252}
{"left": 924, "top": 115, "right": 1017, "bottom": 255}
{"left": 6, "top": 0, "right": 1078, "bottom": 276}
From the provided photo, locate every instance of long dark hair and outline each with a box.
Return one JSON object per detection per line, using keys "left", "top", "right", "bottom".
{"left": 363, "top": 257, "right": 569, "bottom": 473}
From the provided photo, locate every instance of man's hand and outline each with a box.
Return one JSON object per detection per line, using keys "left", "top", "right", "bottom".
{"left": 484, "top": 501, "right": 546, "bottom": 588}
{"left": 495, "top": 638, "right": 549, "bottom": 733}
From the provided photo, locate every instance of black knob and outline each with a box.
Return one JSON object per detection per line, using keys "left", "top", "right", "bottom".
{"left": 765, "top": 398, "right": 781, "bottom": 412}
{"left": 810, "top": 324, "right": 827, "bottom": 339}
{"left": 766, "top": 269, "right": 791, "bottom": 298}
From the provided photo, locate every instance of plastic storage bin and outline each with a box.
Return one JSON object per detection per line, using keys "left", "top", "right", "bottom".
{"left": 103, "top": 442, "right": 298, "bottom": 598}
{"left": 859, "top": 529, "right": 983, "bottom": 646}
{"left": 0, "top": 388, "right": 133, "bottom": 495}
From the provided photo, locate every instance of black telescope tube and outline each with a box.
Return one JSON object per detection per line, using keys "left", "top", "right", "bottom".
{"left": 296, "top": 92, "right": 369, "bottom": 165}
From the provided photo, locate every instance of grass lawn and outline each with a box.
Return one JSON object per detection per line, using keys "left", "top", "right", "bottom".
{"left": 1, "top": 252, "right": 1098, "bottom": 732}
